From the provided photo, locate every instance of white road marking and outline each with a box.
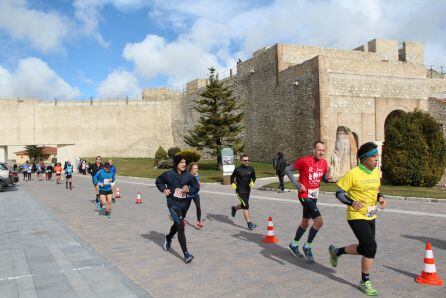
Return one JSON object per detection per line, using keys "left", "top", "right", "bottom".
{"left": 0, "top": 274, "right": 32, "bottom": 281}
{"left": 114, "top": 179, "right": 446, "bottom": 219}
{"left": 0, "top": 265, "right": 106, "bottom": 282}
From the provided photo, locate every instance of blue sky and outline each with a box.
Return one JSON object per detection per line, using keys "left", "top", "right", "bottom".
{"left": 0, "top": 0, "right": 445, "bottom": 99}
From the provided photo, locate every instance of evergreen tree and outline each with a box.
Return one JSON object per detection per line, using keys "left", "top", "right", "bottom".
{"left": 184, "top": 67, "right": 244, "bottom": 167}
{"left": 25, "top": 145, "right": 44, "bottom": 163}
{"left": 382, "top": 110, "right": 446, "bottom": 187}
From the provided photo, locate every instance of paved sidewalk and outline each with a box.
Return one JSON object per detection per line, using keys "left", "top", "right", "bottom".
{"left": 0, "top": 185, "right": 150, "bottom": 298}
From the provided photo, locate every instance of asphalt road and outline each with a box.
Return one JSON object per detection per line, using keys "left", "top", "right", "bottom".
{"left": 10, "top": 174, "right": 446, "bottom": 297}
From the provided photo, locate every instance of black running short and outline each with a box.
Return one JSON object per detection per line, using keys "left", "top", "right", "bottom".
{"left": 236, "top": 192, "right": 250, "bottom": 210}
{"left": 347, "top": 219, "right": 377, "bottom": 258}
{"left": 66, "top": 175, "right": 72, "bottom": 179}
{"left": 99, "top": 190, "right": 113, "bottom": 195}
{"left": 299, "top": 197, "right": 321, "bottom": 219}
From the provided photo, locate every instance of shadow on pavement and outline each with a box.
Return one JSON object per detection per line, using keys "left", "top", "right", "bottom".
{"left": 401, "top": 235, "right": 446, "bottom": 250}
{"left": 205, "top": 213, "right": 246, "bottom": 229}
{"left": 141, "top": 231, "right": 183, "bottom": 261}
{"left": 0, "top": 186, "right": 18, "bottom": 192}
{"left": 382, "top": 265, "right": 417, "bottom": 279}
{"left": 232, "top": 230, "right": 358, "bottom": 289}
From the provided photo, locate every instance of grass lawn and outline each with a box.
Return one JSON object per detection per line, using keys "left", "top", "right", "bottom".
{"left": 263, "top": 181, "right": 446, "bottom": 199}
{"left": 83, "top": 157, "right": 275, "bottom": 183}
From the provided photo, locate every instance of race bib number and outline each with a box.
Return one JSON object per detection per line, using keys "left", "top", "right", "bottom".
{"left": 103, "top": 178, "right": 112, "bottom": 185}
{"left": 366, "top": 206, "right": 378, "bottom": 218}
{"left": 173, "top": 188, "right": 186, "bottom": 199}
{"left": 308, "top": 188, "right": 320, "bottom": 199}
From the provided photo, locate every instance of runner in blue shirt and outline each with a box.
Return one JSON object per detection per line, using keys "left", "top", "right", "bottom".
{"left": 93, "top": 162, "right": 115, "bottom": 219}
{"left": 65, "top": 161, "right": 74, "bottom": 190}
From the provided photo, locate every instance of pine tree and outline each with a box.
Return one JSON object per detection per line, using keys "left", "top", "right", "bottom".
{"left": 184, "top": 67, "right": 244, "bottom": 167}
{"left": 25, "top": 145, "right": 44, "bottom": 163}
{"left": 382, "top": 110, "right": 446, "bottom": 187}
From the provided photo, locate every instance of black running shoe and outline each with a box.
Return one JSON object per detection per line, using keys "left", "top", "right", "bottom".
{"left": 163, "top": 236, "right": 171, "bottom": 252}
{"left": 231, "top": 206, "right": 236, "bottom": 217}
{"left": 112, "top": 198, "right": 116, "bottom": 203}
{"left": 288, "top": 243, "right": 303, "bottom": 257}
{"left": 184, "top": 252, "right": 194, "bottom": 264}
{"left": 247, "top": 222, "right": 257, "bottom": 230}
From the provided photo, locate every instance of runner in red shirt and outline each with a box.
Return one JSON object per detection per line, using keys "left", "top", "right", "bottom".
{"left": 285, "top": 141, "right": 331, "bottom": 262}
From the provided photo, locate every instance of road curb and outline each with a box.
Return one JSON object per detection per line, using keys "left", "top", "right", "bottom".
{"left": 257, "top": 187, "right": 446, "bottom": 203}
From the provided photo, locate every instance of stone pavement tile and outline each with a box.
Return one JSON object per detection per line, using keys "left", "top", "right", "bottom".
{"left": 24, "top": 247, "right": 63, "bottom": 276}
{"left": 0, "top": 251, "right": 15, "bottom": 277}
{"left": 0, "top": 280, "right": 18, "bottom": 298}
{"left": 12, "top": 250, "right": 32, "bottom": 276}
{"left": 15, "top": 276, "right": 37, "bottom": 296}
{"left": 32, "top": 272, "right": 77, "bottom": 298}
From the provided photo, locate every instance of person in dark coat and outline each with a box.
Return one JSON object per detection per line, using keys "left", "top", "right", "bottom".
{"left": 276, "top": 152, "right": 287, "bottom": 192}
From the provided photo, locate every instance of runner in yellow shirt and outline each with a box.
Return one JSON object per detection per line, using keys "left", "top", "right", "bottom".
{"left": 328, "top": 142, "right": 387, "bottom": 296}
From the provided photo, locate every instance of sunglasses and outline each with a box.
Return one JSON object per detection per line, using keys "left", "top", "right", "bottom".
{"left": 242, "top": 159, "right": 250, "bottom": 162}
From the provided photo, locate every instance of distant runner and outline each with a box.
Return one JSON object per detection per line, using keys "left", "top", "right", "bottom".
{"left": 230, "top": 154, "right": 257, "bottom": 230}
{"left": 88, "top": 156, "right": 103, "bottom": 209}
{"left": 65, "top": 161, "right": 74, "bottom": 190}
{"left": 93, "top": 162, "right": 115, "bottom": 219}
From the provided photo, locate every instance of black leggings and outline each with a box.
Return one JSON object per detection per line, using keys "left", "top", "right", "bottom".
{"left": 185, "top": 195, "right": 201, "bottom": 221}
{"left": 348, "top": 219, "right": 377, "bottom": 259}
{"left": 278, "top": 175, "right": 285, "bottom": 190}
{"left": 167, "top": 205, "right": 187, "bottom": 254}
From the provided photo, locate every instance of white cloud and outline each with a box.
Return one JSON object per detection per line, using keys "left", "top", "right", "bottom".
{"left": 0, "top": 0, "right": 71, "bottom": 53}
{"left": 123, "top": 35, "right": 222, "bottom": 86}
{"left": 97, "top": 70, "right": 140, "bottom": 98}
{"left": 124, "top": 0, "right": 446, "bottom": 88}
{"left": 72, "top": 0, "right": 150, "bottom": 47}
{"left": 0, "top": 58, "right": 81, "bottom": 98}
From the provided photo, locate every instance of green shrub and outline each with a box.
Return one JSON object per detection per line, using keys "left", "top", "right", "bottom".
{"left": 382, "top": 110, "right": 446, "bottom": 187}
{"left": 167, "top": 146, "right": 181, "bottom": 158}
{"left": 154, "top": 146, "right": 168, "bottom": 167}
{"left": 157, "top": 159, "right": 173, "bottom": 169}
{"left": 176, "top": 149, "right": 201, "bottom": 165}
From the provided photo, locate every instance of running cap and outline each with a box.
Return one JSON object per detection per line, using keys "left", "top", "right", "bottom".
{"left": 357, "top": 142, "right": 378, "bottom": 163}
{"left": 103, "top": 162, "right": 110, "bottom": 168}
{"left": 173, "top": 155, "right": 184, "bottom": 169}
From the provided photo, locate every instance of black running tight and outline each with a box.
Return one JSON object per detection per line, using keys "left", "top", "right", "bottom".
{"left": 167, "top": 206, "right": 188, "bottom": 254}
{"left": 185, "top": 195, "right": 201, "bottom": 221}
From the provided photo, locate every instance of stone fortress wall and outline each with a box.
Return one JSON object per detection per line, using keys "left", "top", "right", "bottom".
{"left": 0, "top": 95, "right": 177, "bottom": 163}
{"left": 1, "top": 38, "right": 446, "bottom": 182}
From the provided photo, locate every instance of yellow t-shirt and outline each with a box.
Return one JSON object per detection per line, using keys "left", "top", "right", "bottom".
{"left": 337, "top": 166, "right": 381, "bottom": 220}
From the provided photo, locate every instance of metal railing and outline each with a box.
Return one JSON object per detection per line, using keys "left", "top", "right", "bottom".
{"left": 0, "top": 66, "right": 239, "bottom": 105}
{"left": 426, "top": 65, "right": 445, "bottom": 79}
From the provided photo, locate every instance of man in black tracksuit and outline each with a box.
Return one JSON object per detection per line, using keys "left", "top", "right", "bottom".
{"left": 88, "top": 156, "right": 103, "bottom": 205}
{"left": 230, "top": 154, "right": 257, "bottom": 230}
{"left": 156, "top": 155, "right": 199, "bottom": 264}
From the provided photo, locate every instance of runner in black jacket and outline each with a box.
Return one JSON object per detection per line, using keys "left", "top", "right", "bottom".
{"left": 88, "top": 156, "right": 103, "bottom": 205}
{"left": 156, "top": 155, "right": 199, "bottom": 264}
{"left": 230, "top": 154, "right": 257, "bottom": 230}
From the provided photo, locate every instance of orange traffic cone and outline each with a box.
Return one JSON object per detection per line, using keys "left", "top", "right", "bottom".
{"left": 135, "top": 192, "right": 142, "bottom": 204}
{"left": 115, "top": 187, "right": 121, "bottom": 198}
{"left": 263, "top": 217, "right": 279, "bottom": 243}
{"left": 416, "top": 243, "right": 443, "bottom": 286}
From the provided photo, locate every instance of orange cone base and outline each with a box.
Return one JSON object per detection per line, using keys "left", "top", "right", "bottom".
{"left": 263, "top": 236, "right": 279, "bottom": 243}
{"left": 416, "top": 273, "right": 443, "bottom": 286}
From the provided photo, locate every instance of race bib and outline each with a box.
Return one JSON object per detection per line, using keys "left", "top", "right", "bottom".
{"left": 366, "top": 206, "right": 378, "bottom": 218}
{"left": 103, "top": 178, "right": 112, "bottom": 185}
{"left": 173, "top": 188, "right": 186, "bottom": 199}
{"left": 56, "top": 171, "right": 61, "bottom": 174}
{"left": 308, "top": 188, "right": 320, "bottom": 199}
